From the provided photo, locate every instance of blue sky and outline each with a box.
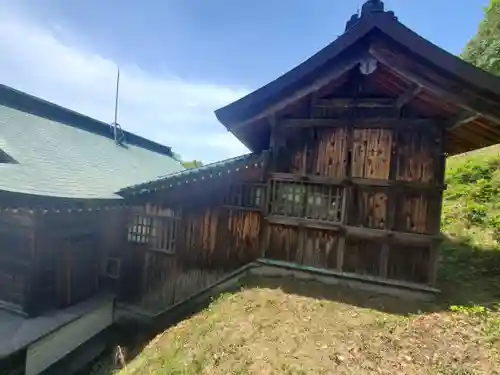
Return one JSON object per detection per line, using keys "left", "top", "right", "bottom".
{"left": 0, "top": 0, "right": 488, "bottom": 162}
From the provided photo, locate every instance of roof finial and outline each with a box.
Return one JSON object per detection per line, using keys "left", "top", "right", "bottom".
{"left": 361, "top": 0, "right": 385, "bottom": 16}
{"left": 344, "top": 0, "right": 397, "bottom": 32}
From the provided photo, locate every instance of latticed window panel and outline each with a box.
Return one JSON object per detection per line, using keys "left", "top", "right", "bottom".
{"left": 128, "top": 214, "right": 178, "bottom": 253}
{"left": 268, "top": 180, "right": 344, "bottom": 222}
{"left": 128, "top": 215, "right": 152, "bottom": 244}
{"left": 224, "top": 183, "right": 265, "bottom": 209}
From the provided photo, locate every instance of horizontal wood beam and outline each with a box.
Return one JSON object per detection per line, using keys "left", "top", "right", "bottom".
{"left": 350, "top": 178, "right": 447, "bottom": 191}
{"left": 269, "top": 172, "right": 447, "bottom": 192}
{"left": 316, "top": 97, "right": 396, "bottom": 108}
{"left": 230, "top": 51, "right": 372, "bottom": 132}
{"left": 264, "top": 216, "right": 442, "bottom": 245}
{"left": 280, "top": 117, "right": 437, "bottom": 129}
{"left": 445, "top": 110, "right": 480, "bottom": 130}
{"left": 396, "top": 83, "right": 422, "bottom": 109}
{"left": 269, "top": 172, "right": 343, "bottom": 185}
{"left": 265, "top": 215, "right": 343, "bottom": 231}
{"left": 345, "top": 226, "right": 443, "bottom": 245}
{"left": 222, "top": 205, "right": 261, "bottom": 213}
{"left": 369, "top": 45, "right": 500, "bottom": 126}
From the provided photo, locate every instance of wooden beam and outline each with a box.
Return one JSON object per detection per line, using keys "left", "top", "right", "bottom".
{"left": 230, "top": 51, "right": 372, "bottom": 132}
{"left": 268, "top": 172, "right": 344, "bottom": 185}
{"left": 336, "top": 236, "right": 345, "bottom": 272}
{"left": 316, "top": 97, "right": 396, "bottom": 108}
{"left": 427, "top": 242, "right": 439, "bottom": 286}
{"left": 280, "top": 117, "right": 436, "bottom": 129}
{"left": 379, "top": 243, "right": 389, "bottom": 278}
{"left": 345, "top": 226, "right": 442, "bottom": 245}
{"left": 369, "top": 45, "right": 500, "bottom": 125}
{"left": 268, "top": 172, "right": 446, "bottom": 191}
{"left": 396, "top": 83, "right": 422, "bottom": 109}
{"left": 445, "top": 110, "right": 480, "bottom": 130}
{"left": 265, "top": 215, "right": 343, "bottom": 232}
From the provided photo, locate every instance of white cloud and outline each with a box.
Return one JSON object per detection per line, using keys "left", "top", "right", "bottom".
{"left": 0, "top": 7, "right": 250, "bottom": 163}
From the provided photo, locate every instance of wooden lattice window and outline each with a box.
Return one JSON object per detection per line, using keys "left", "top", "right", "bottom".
{"left": 268, "top": 180, "right": 344, "bottom": 222}
{"left": 127, "top": 214, "right": 178, "bottom": 253}
{"left": 225, "top": 183, "right": 265, "bottom": 209}
{"left": 128, "top": 215, "right": 153, "bottom": 244}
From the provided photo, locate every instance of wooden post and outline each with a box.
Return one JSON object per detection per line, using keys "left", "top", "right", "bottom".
{"left": 336, "top": 235, "right": 345, "bottom": 272}
{"left": 379, "top": 243, "right": 389, "bottom": 278}
{"left": 428, "top": 241, "right": 440, "bottom": 286}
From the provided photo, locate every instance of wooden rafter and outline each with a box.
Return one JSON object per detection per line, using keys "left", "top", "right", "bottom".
{"left": 396, "top": 83, "right": 422, "bottom": 109}
{"left": 445, "top": 110, "right": 480, "bottom": 130}
{"left": 369, "top": 45, "right": 500, "bottom": 126}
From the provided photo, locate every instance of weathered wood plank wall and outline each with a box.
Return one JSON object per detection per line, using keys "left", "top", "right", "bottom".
{"left": 0, "top": 207, "right": 128, "bottom": 316}
{"left": 125, "top": 173, "right": 265, "bottom": 312}
{"left": 123, "top": 96, "right": 446, "bottom": 313}
{"left": 264, "top": 114, "right": 444, "bottom": 286}
{"left": 0, "top": 210, "right": 34, "bottom": 312}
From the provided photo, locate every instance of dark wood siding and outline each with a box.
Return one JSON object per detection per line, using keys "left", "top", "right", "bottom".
{"left": 123, "top": 86, "right": 446, "bottom": 313}
{"left": 0, "top": 210, "right": 33, "bottom": 312}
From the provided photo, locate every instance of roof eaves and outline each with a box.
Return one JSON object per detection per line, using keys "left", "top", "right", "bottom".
{"left": 117, "top": 152, "right": 263, "bottom": 196}
{"left": 214, "top": 15, "right": 382, "bottom": 128}
{"left": 375, "top": 21, "right": 500, "bottom": 98}
{"left": 215, "top": 13, "right": 500, "bottom": 132}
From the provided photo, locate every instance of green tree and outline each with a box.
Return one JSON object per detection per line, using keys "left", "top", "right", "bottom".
{"left": 462, "top": 0, "right": 500, "bottom": 75}
{"left": 181, "top": 160, "right": 204, "bottom": 169}
{"left": 171, "top": 151, "right": 204, "bottom": 169}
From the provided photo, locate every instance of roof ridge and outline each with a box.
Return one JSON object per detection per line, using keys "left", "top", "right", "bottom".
{"left": 0, "top": 84, "right": 174, "bottom": 157}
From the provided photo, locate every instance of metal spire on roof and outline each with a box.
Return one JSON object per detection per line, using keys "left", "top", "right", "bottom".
{"left": 111, "top": 66, "right": 125, "bottom": 145}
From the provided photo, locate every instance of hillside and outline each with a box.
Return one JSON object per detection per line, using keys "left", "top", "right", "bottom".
{"left": 440, "top": 145, "right": 500, "bottom": 304}
{"left": 104, "top": 146, "right": 500, "bottom": 375}
{"left": 116, "top": 278, "right": 500, "bottom": 375}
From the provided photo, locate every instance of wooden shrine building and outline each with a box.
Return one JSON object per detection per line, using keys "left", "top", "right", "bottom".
{"left": 119, "top": 0, "right": 500, "bottom": 312}
{"left": 0, "top": 83, "right": 183, "bottom": 374}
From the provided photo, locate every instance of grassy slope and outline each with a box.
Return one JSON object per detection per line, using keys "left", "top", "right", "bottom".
{"left": 114, "top": 146, "right": 500, "bottom": 375}
{"left": 440, "top": 145, "right": 500, "bottom": 305}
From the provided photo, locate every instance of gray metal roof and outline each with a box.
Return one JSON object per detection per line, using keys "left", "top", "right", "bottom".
{"left": 0, "top": 87, "right": 184, "bottom": 200}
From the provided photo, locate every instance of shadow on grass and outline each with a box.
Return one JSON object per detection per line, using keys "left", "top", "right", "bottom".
{"left": 438, "top": 235, "right": 500, "bottom": 308}
{"left": 90, "top": 234, "right": 500, "bottom": 374}
{"left": 245, "top": 235, "right": 500, "bottom": 316}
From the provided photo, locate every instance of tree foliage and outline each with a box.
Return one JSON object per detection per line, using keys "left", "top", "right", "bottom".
{"left": 462, "top": 0, "right": 500, "bottom": 75}
{"left": 171, "top": 152, "right": 204, "bottom": 169}
{"left": 181, "top": 160, "right": 204, "bottom": 169}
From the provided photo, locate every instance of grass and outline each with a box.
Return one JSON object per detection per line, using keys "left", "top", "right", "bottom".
{"left": 109, "top": 145, "right": 500, "bottom": 375}
{"left": 116, "top": 278, "right": 500, "bottom": 375}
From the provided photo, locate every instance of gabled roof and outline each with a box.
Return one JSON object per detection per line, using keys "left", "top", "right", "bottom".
{"left": 215, "top": 8, "right": 500, "bottom": 154}
{"left": 0, "top": 84, "right": 184, "bottom": 200}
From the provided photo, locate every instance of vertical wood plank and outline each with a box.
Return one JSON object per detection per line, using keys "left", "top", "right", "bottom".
{"left": 427, "top": 242, "right": 439, "bottom": 286}
{"left": 379, "top": 243, "right": 389, "bottom": 278}
{"left": 336, "top": 235, "right": 345, "bottom": 272}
